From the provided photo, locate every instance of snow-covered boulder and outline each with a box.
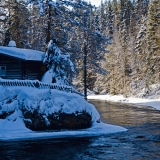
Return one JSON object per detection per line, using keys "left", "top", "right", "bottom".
{"left": 0, "top": 86, "right": 100, "bottom": 131}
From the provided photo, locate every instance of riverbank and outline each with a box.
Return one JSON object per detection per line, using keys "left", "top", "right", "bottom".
{"left": 0, "top": 87, "right": 127, "bottom": 140}
{"left": 1, "top": 99, "right": 160, "bottom": 160}
{"left": 88, "top": 94, "right": 160, "bottom": 110}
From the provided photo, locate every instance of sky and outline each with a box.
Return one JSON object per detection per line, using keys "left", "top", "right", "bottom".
{"left": 88, "top": 0, "right": 101, "bottom": 7}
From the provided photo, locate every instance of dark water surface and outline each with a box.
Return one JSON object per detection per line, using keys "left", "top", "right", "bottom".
{"left": 0, "top": 100, "right": 160, "bottom": 160}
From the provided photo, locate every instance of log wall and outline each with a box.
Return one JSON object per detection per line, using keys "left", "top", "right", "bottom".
{"left": 0, "top": 54, "right": 46, "bottom": 81}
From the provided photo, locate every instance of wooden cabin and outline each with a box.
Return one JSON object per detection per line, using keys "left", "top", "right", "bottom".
{"left": 0, "top": 46, "right": 46, "bottom": 81}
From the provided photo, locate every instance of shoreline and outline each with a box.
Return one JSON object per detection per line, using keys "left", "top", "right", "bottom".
{"left": 88, "top": 94, "right": 160, "bottom": 111}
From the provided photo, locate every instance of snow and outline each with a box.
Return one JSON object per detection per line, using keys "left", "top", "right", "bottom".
{"left": 41, "top": 70, "right": 52, "bottom": 83}
{"left": 0, "top": 46, "right": 44, "bottom": 61}
{"left": 0, "top": 86, "right": 100, "bottom": 121}
{"left": 8, "top": 40, "right": 16, "bottom": 47}
{"left": 41, "top": 70, "right": 53, "bottom": 83}
{"left": 0, "top": 86, "right": 127, "bottom": 140}
{"left": 0, "top": 120, "right": 127, "bottom": 140}
{"left": 88, "top": 94, "right": 160, "bottom": 110}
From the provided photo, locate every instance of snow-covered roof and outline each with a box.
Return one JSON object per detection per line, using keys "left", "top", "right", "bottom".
{"left": 0, "top": 46, "right": 44, "bottom": 61}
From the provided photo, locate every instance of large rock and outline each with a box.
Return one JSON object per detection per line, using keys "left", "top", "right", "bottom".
{"left": 0, "top": 98, "right": 17, "bottom": 119}
{"left": 0, "top": 87, "right": 100, "bottom": 131}
{"left": 22, "top": 109, "right": 92, "bottom": 131}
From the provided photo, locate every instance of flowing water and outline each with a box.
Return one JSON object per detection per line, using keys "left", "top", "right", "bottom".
{"left": 0, "top": 100, "right": 160, "bottom": 160}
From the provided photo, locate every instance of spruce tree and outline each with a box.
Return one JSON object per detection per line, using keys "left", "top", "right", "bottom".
{"left": 146, "top": 0, "right": 160, "bottom": 88}
{"left": 0, "top": 0, "right": 8, "bottom": 45}
{"left": 43, "top": 40, "right": 74, "bottom": 85}
{"left": 4, "top": 0, "right": 30, "bottom": 48}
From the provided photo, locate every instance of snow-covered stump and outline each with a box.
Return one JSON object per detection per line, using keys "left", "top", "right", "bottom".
{"left": 0, "top": 87, "right": 100, "bottom": 131}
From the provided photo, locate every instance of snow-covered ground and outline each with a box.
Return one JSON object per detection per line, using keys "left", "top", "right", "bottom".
{"left": 0, "top": 86, "right": 127, "bottom": 140}
{"left": 0, "top": 119, "right": 127, "bottom": 140}
{"left": 88, "top": 94, "right": 160, "bottom": 110}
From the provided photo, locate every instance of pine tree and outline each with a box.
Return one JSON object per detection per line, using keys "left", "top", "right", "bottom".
{"left": 0, "top": 0, "right": 8, "bottom": 45}
{"left": 4, "top": 0, "right": 30, "bottom": 48}
{"left": 111, "top": 0, "right": 133, "bottom": 95}
{"left": 146, "top": 0, "right": 160, "bottom": 89}
{"left": 134, "top": 17, "right": 148, "bottom": 92}
{"left": 28, "top": 0, "right": 108, "bottom": 92}
{"left": 43, "top": 40, "right": 74, "bottom": 85}
{"left": 28, "top": 4, "right": 47, "bottom": 50}
{"left": 106, "top": 0, "right": 114, "bottom": 40}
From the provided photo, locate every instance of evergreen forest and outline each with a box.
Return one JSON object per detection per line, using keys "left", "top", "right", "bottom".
{"left": 0, "top": 0, "right": 159, "bottom": 97}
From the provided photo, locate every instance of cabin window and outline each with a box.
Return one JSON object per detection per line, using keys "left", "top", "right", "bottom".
{"left": 0, "top": 66, "right": 6, "bottom": 76}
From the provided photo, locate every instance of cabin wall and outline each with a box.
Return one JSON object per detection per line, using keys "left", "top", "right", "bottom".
{"left": 26, "top": 61, "right": 46, "bottom": 81}
{"left": 0, "top": 54, "right": 22, "bottom": 79}
{"left": 0, "top": 54, "right": 46, "bottom": 81}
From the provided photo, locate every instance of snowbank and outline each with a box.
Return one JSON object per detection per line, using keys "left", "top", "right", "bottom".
{"left": 88, "top": 94, "right": 160, "bottom": 110}
{"left": 0, "top": 86, "right": 99, "bottom": 121}
{"left": 0, "top": 86, "right": 127, "bottom": 140}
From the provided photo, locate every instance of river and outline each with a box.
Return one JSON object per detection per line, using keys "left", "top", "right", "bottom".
{"left": 0, "top": 100, "right": 160, "bottom": 160}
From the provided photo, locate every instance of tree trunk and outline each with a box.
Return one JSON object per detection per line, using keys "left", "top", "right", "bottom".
{"left": 46, "top": 5, "right": 51, "bottom": 44}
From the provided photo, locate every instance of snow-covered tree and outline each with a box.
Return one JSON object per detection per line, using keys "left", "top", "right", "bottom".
{"left": 146, "top": 0, "right": 160, "bottom": 87}
{"left": 27, "top": 4, "right": 46, "bottom": 50}
{"left": 71, "top": 3, "right": 108, "bottom": 97}
{"left": 0, "top": 1, "right": 8, "bottom": 45}
{"left": 105, "top": 0, "right": 114, "bottom": 40}
{"left": 43, "top": 40, "right": 74, "bottom": 85}
{"left": 134, "top": 17, "right": 148, "bottom": 89}
{"left": 3, "top": 0, "right": 31, "bottom": 48}
{"left": 28, "top": 0, "right": 108, "bottom": 96}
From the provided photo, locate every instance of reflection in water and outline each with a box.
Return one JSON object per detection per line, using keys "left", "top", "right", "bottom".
{"left": 90, "top": 100, "right": 160, "bottom": 126}
{"left": 0, "top": 100, "right": 160, "bottom": 160}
